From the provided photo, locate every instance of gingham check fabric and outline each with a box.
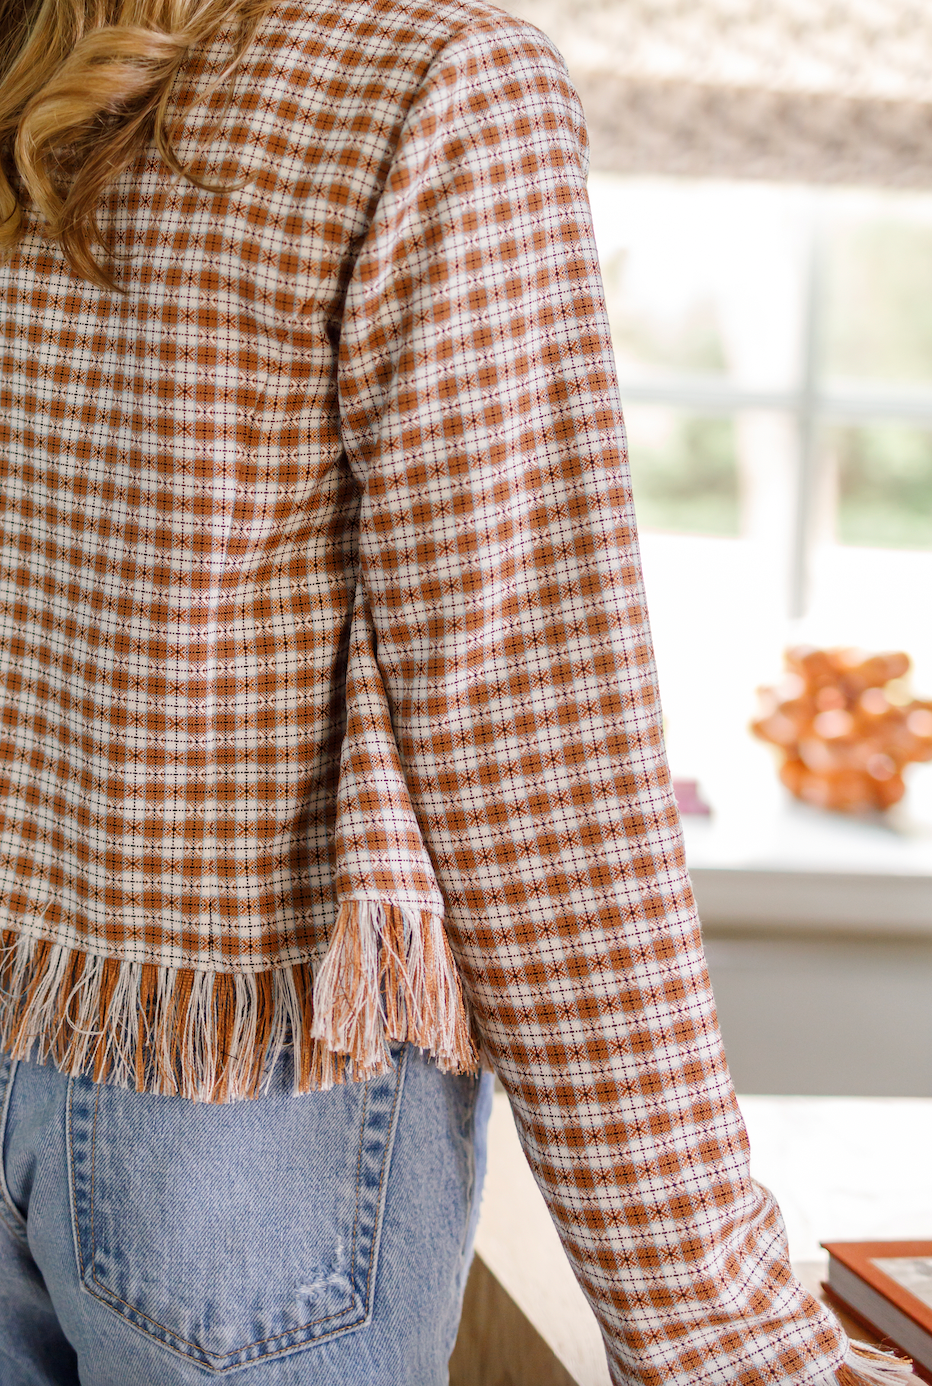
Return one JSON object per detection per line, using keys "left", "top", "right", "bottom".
{"left": 0, "top": 0, "right": 875, "bottom": 1380}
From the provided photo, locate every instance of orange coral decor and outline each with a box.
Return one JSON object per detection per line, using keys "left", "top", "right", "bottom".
{"left": 752, "top": 647, "right": 932, "bottom": 813}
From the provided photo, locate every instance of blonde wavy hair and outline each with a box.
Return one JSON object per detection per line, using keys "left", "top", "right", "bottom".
{"left": 0, "top": 0, "right": 274, "bottom": 284}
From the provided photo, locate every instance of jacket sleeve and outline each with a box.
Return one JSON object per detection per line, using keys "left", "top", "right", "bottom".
{"left": 335, "top": 18, "right": 852, "bottom": 1384}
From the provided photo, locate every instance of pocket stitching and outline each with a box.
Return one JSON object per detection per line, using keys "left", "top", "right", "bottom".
{"left": 70, "top": 1062, "right": 404, "bottom": 1366}
{"left": 0, "top": 1057, "right": 28, "bottom": 1241}
{"left": 67, "top": 1078, "right": 86, "bottom": 1279}
{"left": 357, "top": 1048, "right": 406, "bottom": 1320}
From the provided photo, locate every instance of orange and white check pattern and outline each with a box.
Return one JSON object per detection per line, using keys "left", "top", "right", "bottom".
{"left": 0, "top": 0, "right": 872, "bottom": 1379}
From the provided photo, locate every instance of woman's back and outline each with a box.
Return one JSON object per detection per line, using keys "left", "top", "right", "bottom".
{"left": 0, "top": 0, "right": 511, "bottom": 1086}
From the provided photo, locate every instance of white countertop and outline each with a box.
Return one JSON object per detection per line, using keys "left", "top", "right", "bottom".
{"left": 473, "top": 1090, "right": 932, "bottom": 1382}
{"left": 741, "top": 1093, "right": 932, "bottom": 1265}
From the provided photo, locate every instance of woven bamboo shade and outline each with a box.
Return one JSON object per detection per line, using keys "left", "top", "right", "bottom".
{"left": 494, "top": 0, "right": 932, "bottom": 185}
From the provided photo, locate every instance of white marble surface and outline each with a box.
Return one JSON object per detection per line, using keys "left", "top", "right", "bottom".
{"left": 474, "top": 1089, "right": 932, "bottom": 1382}
{"left": 475, "top": 1091, "right": 932, "bottom": 1381}
{"left": 740, "top": 1094, "right": 932, "bottom": 1267}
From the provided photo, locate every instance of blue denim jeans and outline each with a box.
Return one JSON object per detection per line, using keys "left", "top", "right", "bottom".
{"left": 0, "top": 1045, "right": 493, "bottom": 1385}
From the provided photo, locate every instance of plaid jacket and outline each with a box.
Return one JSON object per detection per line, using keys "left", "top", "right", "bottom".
{"left": 0, "top": 0, "right": 890, "bottom": 1380}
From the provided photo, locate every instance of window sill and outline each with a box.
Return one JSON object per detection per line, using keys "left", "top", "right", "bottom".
{"left": 685, "top": 790, "right": 932, "bottom": 936}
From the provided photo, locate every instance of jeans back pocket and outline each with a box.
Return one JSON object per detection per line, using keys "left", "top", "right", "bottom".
{"left": 67, "top": 1048, "right": 406, "bottom": 1372}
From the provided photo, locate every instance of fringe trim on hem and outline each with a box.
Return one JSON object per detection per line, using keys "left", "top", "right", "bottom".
{"left": 310, "top": 899, "right": 479, "bottom": 1078}
{"left": 0, "top": 907, "right": 477, "bottom": 1101}
{"left": 834, "top": 1341, "right": 916, "bottom": 1383}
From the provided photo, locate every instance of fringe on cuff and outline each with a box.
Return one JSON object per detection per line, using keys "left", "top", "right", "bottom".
{"left": 0, "top": 902, "right": 478, "bottom": 1102}
{"left": 834, "top": 1340, "right": 916, "bottom": 1383}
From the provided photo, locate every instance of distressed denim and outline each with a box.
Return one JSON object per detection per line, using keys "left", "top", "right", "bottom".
{"left": 0, "top": 1045, "right": 493, "bottom": 1385}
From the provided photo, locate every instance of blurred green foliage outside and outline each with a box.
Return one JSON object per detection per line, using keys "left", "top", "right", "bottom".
{"left": 624, "top": 410, "right": 740, "bottom": 537}
{"left": 828, "top": 423, "right": 932, "bottom": 550}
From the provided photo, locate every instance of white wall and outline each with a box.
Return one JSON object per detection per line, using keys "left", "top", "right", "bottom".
{"left": 705, "top": 930, "right": 932, "bottom": 1096}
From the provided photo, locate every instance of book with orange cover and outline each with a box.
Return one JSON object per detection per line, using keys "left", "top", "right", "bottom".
{"left": 822, "top": 1240, "right": 932, "bottom": 1383}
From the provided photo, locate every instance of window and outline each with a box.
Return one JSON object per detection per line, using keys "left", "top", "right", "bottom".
{"left": 587, "top": 174, "right": 932, "bottom": 828}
